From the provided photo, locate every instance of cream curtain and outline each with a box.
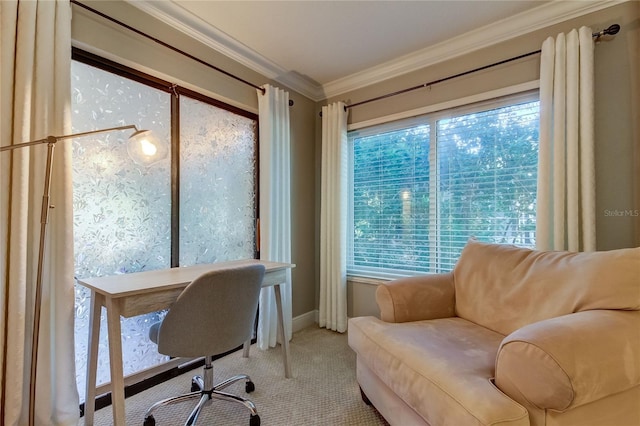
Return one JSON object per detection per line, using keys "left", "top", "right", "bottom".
{"left": 536, "top": 27, "right": 596, "bottom": 252}
{"left": 319, "top": 102, "right": 348, "bottom": 333}
{"left": 256, "top": 84, "right": 292, "bottom": 349}
{"left": 0, "top": 1, "right": 79, "bottom": 425}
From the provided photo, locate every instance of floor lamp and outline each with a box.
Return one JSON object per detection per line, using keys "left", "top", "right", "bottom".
{"left": 0, "top": 124, "right": 166, "bottom": 426}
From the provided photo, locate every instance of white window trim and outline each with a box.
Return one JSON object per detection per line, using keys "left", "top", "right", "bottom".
{"left": 347, "top": 85, "right": 540, "bottom": 280}
{"left": 348, "top": 80, "right": 539, "bottom": 132}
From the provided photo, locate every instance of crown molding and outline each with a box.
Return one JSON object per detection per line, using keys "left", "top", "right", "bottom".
{"left": 322, "top": 0, "right": 622, "bottom": 99}
{"left": 126, "top": 0, "right": 621, "bottom": 102}
{"left": 124, "top": 0, "right": 324, "bottom": 100}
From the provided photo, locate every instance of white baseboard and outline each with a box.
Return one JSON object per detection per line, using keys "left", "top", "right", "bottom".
{"left": 292, "top": 310, "right": 318, "bottom": 332}
{"left": 292, "top": 310, "right": 355, "bottom": 333}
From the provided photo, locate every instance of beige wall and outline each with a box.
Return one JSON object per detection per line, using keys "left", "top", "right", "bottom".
{"left": 71, "top": 1, "right": 318, "bottom": 319}
{"left": 318, "top": 2, "right": 640, "bottom": 317}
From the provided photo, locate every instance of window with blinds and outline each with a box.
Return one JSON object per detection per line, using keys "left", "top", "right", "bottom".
{"left": 348, "top": 92, "right": 539, "bottom": 279}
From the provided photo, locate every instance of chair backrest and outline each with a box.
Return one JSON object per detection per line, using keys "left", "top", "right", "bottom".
{"left": 156, "top": 264, "right": 266, "bottom": 358}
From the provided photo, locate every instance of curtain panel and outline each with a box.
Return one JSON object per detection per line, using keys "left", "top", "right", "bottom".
{"left": 257, "top": 84, "right": 293, "bottom": 349}
{"left": 319, "top": 102, "right": 348, "bottom": 333}
{"left": 0, "top": 1, "right": 79, "bottom": 424}
{"left": 536, "top": 26, "right": 596, "bottom": 252}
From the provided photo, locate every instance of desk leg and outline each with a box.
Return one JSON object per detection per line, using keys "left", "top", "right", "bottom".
{"left": 243, "top": 339, "right": 251, "bottom": 358}
{"left": 274, "top": 284, "right": 292, "bottom": 378}
{"left": 105, "top": 297, "right": 126, "bottom": 425}
{"left": 84, "top": 292, "right": 103, "bottom": 425}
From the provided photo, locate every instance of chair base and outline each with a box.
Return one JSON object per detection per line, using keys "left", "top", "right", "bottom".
{"left": 143, "top": 357, "right": 260, "bottom": 426}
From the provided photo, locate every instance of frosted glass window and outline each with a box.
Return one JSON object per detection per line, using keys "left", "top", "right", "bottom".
{"left": 179, "top": 96, "right": 257, "bottom": 266}
{"left": 71, "top": 60, "right": 172, "bottom": 401}
{"left": 71, "top": 55, "right": 259, "bottom": 405}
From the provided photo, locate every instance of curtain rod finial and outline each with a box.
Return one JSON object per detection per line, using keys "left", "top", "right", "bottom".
{"left": 606, "top": 24, "right": 620, "bottom": 35}
{"left": 593, "top": 23, "right": 620, "bottom": 39}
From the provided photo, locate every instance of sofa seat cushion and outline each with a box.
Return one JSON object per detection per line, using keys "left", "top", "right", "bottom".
{"left": 349, "top": 316, "right": 529, "bottom": 426}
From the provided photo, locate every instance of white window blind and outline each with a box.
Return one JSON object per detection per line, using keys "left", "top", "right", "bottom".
{"left": 350, "top": 121, "right": 431, "bottom": 279}
{"left": 348, "top": 92, "right": 539, "bottom": 279}
{"left": 434, "top": 100, "right": 539, "bottom": 271}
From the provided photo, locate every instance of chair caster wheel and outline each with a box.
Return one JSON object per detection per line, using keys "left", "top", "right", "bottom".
{"left": 143, "top": 415, "right": 156, "bottom": 426}
{"left": 245, "top": 380, "right": 255, "bottom": 393}
{"left": 250, "top": 414, "right": 260, "bottom": 426}
{"left": 191, "top": 379, "right": 200, "bottom": 392}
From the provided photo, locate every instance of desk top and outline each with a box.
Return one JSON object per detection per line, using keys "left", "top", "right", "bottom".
{"left": 77, "top": 259, "right": 294, "bottom": 298}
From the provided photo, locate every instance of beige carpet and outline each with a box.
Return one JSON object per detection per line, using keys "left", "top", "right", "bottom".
{"left": 80, "top": 326, "right": 389, "bottom": 425}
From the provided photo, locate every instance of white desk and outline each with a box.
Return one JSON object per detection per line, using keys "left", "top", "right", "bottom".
{"left": 77, "top": 259, "right": 295, "bottom": 426}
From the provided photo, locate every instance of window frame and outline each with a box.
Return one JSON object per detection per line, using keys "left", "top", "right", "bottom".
{"left": 72, "top": 48, "right": 260, "bottom": 264}
{"left": 71, "top": 48, "right": 260, "bottom": 410}
{"left": 347, "top": 90, "right": 540, "bottom": 280}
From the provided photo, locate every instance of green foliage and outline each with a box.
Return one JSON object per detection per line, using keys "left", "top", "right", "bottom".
{"left": 351, "top": 101, "right": 539, "bottom": 275}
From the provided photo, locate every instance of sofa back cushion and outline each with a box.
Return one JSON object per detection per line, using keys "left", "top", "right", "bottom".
{"left": 453, "top": 239, "right": 640, "bottom": 335}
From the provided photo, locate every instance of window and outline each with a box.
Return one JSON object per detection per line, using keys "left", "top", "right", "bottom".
{"left": 71, "top": 51, "right": 258, "bottom": 402}
{"left": 179, "top": 96, "right": 257, "bottom": 265}
{"left": 348, "top": 92, "right": 539, "bottom": 279}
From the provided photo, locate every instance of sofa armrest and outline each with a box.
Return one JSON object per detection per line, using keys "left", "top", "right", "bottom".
{"left": 375, "top": 272, "right": 455, "bottom": 323}
{"left": 495, "top": 310, "right": 640, "bottom": 411}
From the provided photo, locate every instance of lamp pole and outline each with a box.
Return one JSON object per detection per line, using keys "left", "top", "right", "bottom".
{"left": 1, "top": 124, "right": 139, "bottom": 426}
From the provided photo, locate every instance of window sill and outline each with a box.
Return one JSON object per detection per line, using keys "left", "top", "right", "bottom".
{"left": 347, "top": 275, "right": 391, "bottom": 286}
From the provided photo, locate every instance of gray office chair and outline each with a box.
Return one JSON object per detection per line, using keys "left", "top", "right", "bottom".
{"left": 143, "top": 264, "right": 266, "bottom": 426}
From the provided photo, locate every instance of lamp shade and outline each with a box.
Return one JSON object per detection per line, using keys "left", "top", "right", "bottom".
{"left": 127, "top": 130, "right": 168, "bottom": 166}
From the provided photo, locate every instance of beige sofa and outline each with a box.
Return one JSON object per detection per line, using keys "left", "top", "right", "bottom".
{"left": 348, "top": 240, "right": 640, "bottom": 426}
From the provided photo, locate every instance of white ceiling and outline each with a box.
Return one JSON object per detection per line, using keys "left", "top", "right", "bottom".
{"left": 128, "top": 1, "right": 615, "bottom": 101}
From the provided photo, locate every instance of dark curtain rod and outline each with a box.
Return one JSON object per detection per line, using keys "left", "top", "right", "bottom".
{"left": 329, "top": 23, "right": 620, "bottom": 113}
{"left": 70, "top": 0, "right": 295, "bottom": 106}
{"left": 71, "top": 0, "right": 618, "bottom": 112}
